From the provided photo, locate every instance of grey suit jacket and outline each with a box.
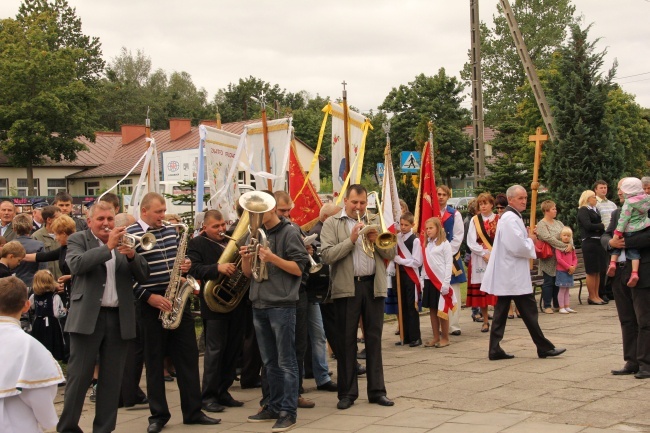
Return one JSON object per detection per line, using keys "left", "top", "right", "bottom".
{"left": 1, "top": 222, "right": 15, "bottom": 241}
{"left": 65, "top": 229, "right": 150, "bottom": 339}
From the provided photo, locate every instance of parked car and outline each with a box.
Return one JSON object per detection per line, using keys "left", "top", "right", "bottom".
{"left": 447, "top": 196, "right": 474, "bottom": 211}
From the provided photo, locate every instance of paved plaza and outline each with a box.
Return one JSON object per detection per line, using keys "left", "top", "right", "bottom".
{"left": 54, "top": 287, "right": 650, "bottom": 433}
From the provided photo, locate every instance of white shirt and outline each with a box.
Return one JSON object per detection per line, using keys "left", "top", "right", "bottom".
{"left": 421, "top": 239, "right": 452, "bottom": 291}
{"left": 441, "top": 208, "right": 464, "bottom": 254}
{"left": 394, "top": 232, "right": 423, "bottom": 270}
{"left": 343, "top": 211, "right": 376, "bottom": 277}
{"left": 92, "top": 232, "right": 118, "bottom": 307}
{"left": 481, "top": 209, "right": 536, "bottom": 296}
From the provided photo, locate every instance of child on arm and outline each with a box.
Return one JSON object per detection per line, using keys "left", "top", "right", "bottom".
{"left": 0, "top": 241, "right": 25, "bottom": 278}
{"left": 607, "top": 177, "right": 650, "bottom": 287}
{"left": 420, "top": 217, "right": 453, "bottom": 348}
{"left": 0, "top": 276, "right": 65, "bottom": 432}
{"left": 29, "top": 270, "right": 67, "bottom": 360}
{"left": 555, "top": 227, "right": 578, "bottom": 314}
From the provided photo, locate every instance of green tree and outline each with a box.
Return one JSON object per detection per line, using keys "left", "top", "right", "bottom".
{"left": 546, "top": 24, "right": 623, "bottom": 241}
{"left": 214, "top": 76, "right": 288, "bottom": 123}
{"left": 379, "top": 69, "right": 473, "bottom": 185}
{"left": 478, "top": 121, "right": 531, "bottom": 196}
{"left": 604, "top": 87, "right": 650, "bottom": 178}
{"left": 462, "top": 0, "right": 575, "bottom": 123}
{"left": 0, "top": 0, "right": 103, "bottom": 192}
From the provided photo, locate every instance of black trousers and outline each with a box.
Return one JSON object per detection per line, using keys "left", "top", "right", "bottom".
{"left": 334, "top": 279, "right": 386, "bottom": 402}
{"left": 57, "top": 309, "right": 128, "bottom": 433}
{"left": 240, "top": 301, "right": 263, "bottom": 388}
{"left": 140, "top": 300, "right": 202, "bottom": 424}
{"left": 612, "top": 263, "right": 639, "bottom": 370}
{"left": 631, "top": 287, "right": 650, "bottom": 374}
{"left": 319, "top": 301, "right": 338, "bottom": 358}
{"left": 489, "top": 293, "right": 554, "bottom": 357}
{"left": 393, "top": 273, "right": 420, "bottom": 343}
{"left": 202, "top": 301, "right": 246, "bottom": 404}
{"left": 120, "top": 302, "right": 146, "bottom": 407}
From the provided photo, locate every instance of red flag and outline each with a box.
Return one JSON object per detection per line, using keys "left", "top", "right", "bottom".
{"left": 289, "top": 141, "right": 322, "bottom": 228}
{"left": 415, "top": 141, "right": 441, "bottom": 238}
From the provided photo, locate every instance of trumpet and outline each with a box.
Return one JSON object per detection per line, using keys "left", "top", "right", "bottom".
{"left": 120, "top": 232, "right": 157, "bottom": 251}
{"left": 303, "top": 233, "right": 322, "bottom": 273}
{"left": 356, "top": 210, "right": 375, "bottom": 258}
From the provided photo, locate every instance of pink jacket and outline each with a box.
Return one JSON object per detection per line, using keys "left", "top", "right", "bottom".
{"left": 555, "top": 248, "right": 577, "bottom": 272}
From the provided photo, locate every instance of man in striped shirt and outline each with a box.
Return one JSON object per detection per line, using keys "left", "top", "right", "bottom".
{"left": 127, "top": 192, "right": 219, "bottom": 433}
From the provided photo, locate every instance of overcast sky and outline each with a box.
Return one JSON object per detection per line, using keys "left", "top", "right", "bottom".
{"left": 2, "top": 0, "right": 649, "bottom": 115}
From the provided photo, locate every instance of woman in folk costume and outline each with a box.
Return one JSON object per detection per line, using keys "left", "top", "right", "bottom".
{"left": 465, "top": 193, "right": 499, "bottom": 333}
{"left": 392, "top": 212, "right": 423, "bottom": 347}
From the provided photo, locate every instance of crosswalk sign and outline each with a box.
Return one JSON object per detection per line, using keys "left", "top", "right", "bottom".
{"left": 400, "top": 151, "right": 421, "bottom": 173}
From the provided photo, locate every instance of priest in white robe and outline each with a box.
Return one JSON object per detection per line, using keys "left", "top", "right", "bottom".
{"left": 481, "top": 185, "right": 566, "bottom": 360}
{"left": 0, "top": 276, "right": 65, "bottom": 433}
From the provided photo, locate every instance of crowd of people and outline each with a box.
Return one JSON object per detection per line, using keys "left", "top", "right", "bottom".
{"left": 0, "top": 177, "right": 649, "bottom": 433}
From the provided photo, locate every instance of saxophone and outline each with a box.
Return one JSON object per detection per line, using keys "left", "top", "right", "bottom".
{"left": 203, "top": 212, "right": 251, "bottom": 313}
{"left": 159, "top": 221, "right": 200, "bottom": 330}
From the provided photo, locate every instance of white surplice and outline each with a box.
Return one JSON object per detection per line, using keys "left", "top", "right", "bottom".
{"left": 481, "top": 210, "right": 536, "bottom": 296}
{"left": 0, "top": 316, "right": 64, "bottom": 433}
{"left": 467, "top": 213, "right": 496, "bottom": 284}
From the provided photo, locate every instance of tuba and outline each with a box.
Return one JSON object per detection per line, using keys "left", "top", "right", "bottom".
{"left": 239, "top": 191, "right": 276, "bottom": 283}
{"left": 159, "top": 220, "right": 200, "bottom": 330}
{"left": 202, "top": 213, "right": 251, "bottom": 313}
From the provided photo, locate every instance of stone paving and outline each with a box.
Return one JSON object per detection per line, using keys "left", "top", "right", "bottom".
{"left": 54, "top": 287, "right": 650, "bottom": 433}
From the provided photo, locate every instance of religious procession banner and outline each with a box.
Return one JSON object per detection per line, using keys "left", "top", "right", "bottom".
{"left": 289, "top": 140, "right": 322, "bottom": 229}
{"left": 381, "top": 143, "right": 401, "bottom": 233}
{"left": 329, "top": 103, "right": 372, "bottom": 198}
{"left": 244, "top": 117, "right": 292, "bottom": 192}
{"left": 203, "top": 125, "right": 242, "bottom": 225}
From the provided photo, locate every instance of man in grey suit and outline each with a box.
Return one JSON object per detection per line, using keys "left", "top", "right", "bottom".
{"left": 57, "top": 201, "right": 150, "bottom": 433}
{"left": 0, "top": 200, "right": 15, "bottom": 241}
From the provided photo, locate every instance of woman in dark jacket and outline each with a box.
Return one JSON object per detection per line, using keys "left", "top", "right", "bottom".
{"left": 576, "top": 190, "right": 607, "bottom": 305}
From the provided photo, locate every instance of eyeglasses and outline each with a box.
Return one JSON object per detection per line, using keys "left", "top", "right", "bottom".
{"left": 496, "top": 206, "right": 505, "bottom": 210}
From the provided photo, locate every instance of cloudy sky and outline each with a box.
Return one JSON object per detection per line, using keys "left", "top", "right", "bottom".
{"left": 2, "top": 0, "right": 649, "bottom": 114}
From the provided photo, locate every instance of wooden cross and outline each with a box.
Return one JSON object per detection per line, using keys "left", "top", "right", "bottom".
{"left": 529, "top": 126, "right": 548, "bottom": 231}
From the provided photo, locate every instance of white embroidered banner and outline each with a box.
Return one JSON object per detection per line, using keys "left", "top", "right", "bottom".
{"left": 244, "top": 118, "right": 292, "bottom": 192}
{"left": 203, "top": 125, "right": 243, "bottom": 225}
{"left": 330, "top": 103, "right": 368, "bottom": 195}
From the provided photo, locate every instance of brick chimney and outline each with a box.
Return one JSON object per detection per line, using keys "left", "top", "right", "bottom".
{"left": 121, "top": 125, "right": 146, "bottom": 145}
{"left": 169, "top": 118, "right": 192, "bottom": 141}
{"left": 200, "top": 119, "right": 218, "bottom": 128}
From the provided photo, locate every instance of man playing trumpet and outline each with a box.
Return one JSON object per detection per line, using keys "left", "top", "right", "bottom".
{"left": 320, "top": 184, "right": 396, "bottom": 410}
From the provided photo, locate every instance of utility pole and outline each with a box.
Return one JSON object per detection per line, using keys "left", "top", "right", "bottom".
{"left": 470, "top": 0, "right": 486, "bottom": 187}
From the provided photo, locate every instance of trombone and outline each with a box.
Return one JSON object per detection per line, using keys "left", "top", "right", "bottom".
{"left": 356, "top": 191, "right": 398, "bottom": 258}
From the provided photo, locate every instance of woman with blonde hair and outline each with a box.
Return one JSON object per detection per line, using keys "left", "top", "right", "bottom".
{"left": 576, "top": 190, "right": 607, "bottom": 305}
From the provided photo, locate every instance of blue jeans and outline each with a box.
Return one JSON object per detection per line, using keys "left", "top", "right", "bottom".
{"left": 253, "top": 307, "right": 298, "bottom": 417}
{"left": 542, "top": 272, "right": 559, "bottom": 309}
{"left": 307, "top": 303, "right": 330, "bottom": 386}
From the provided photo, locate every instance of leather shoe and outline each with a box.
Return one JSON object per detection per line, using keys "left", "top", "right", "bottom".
{"left": 601, "top": 296, "right": 610, "bottom": 303}
{"left": 538, "top": 347, "right": 566, "bottom": 358}
{"left": 357, "top": 349, "right": 366, "bottom": 359}
{"left": 409, "top": 339, "right": 422, "bottom": 347}
{"left": 611, "top": 366, "right": 638, "bottom": 375}
{"left": 218, "top": 396, "right": 244, "bottom": 407}
{"left": 202, "top": 402, "right": 226, "bottom": 413}
{"left": 489, "top": 352, "right": 515, "bottom": 361}
{"left": 298, "top": 396, "right": 315, "bottom": 408}
{"left": 634, "top": 371, "right": 650, "bottom": 379}
{"left": 147, "top": 421, "right": 165, "bottom": 433}
{"left": 369, "top": 396, "right": 394, "bottom": 406}
{"left": 450, "top": 330, "right": 461, "bottom": 336}
{"left": 357, "top": 364, "right": 366, "bottom": 375}
{"left": 587, "top": 299, "right": 606, "bottom": 305}
{"left": 316, "top": 380, "right": 338, "bottom": 392}
{"left": 240, "top": 380, "right": 262, "bottom": 389}
{"left": 337, "top": 397, "right": 354, "bottom": 410}
{"left": 184, "top": 413, "right": 221, "bottom": 425}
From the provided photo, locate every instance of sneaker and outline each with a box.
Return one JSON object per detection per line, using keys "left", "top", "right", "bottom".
{"left": 558, "top": 308, "right": 569, "bottom": 314}
{"left": 272, "top": 414, "right": 296, "bottom": 432}
{"left": 543, "top": 308, "right": 554, "bottom": 314}
{"left": 566, "top": 308, "right": 577, "bottom": 313}
{"left": 89, "top": 384, "right": 97, "bottom": 403}
{"left": 248, "top": 408, "right": 280, "bottom": 423}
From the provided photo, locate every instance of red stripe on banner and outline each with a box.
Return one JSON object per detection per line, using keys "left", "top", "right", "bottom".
{"left": 289, "top": 142, "right": 322, "bottom": 227}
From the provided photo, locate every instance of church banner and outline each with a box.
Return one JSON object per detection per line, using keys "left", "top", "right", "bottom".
{"left": 289, "top": 140, "right": 322, "bottom": 229}
{"left": 244, "top": 117, "right": 292, "bottom": 192}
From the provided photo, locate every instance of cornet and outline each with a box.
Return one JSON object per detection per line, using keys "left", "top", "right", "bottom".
{"left": 120, "top": 232, "right": 157, "bottom": 251}
{"left": 303, "top": 234, "right": 322, "bottom": 274}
